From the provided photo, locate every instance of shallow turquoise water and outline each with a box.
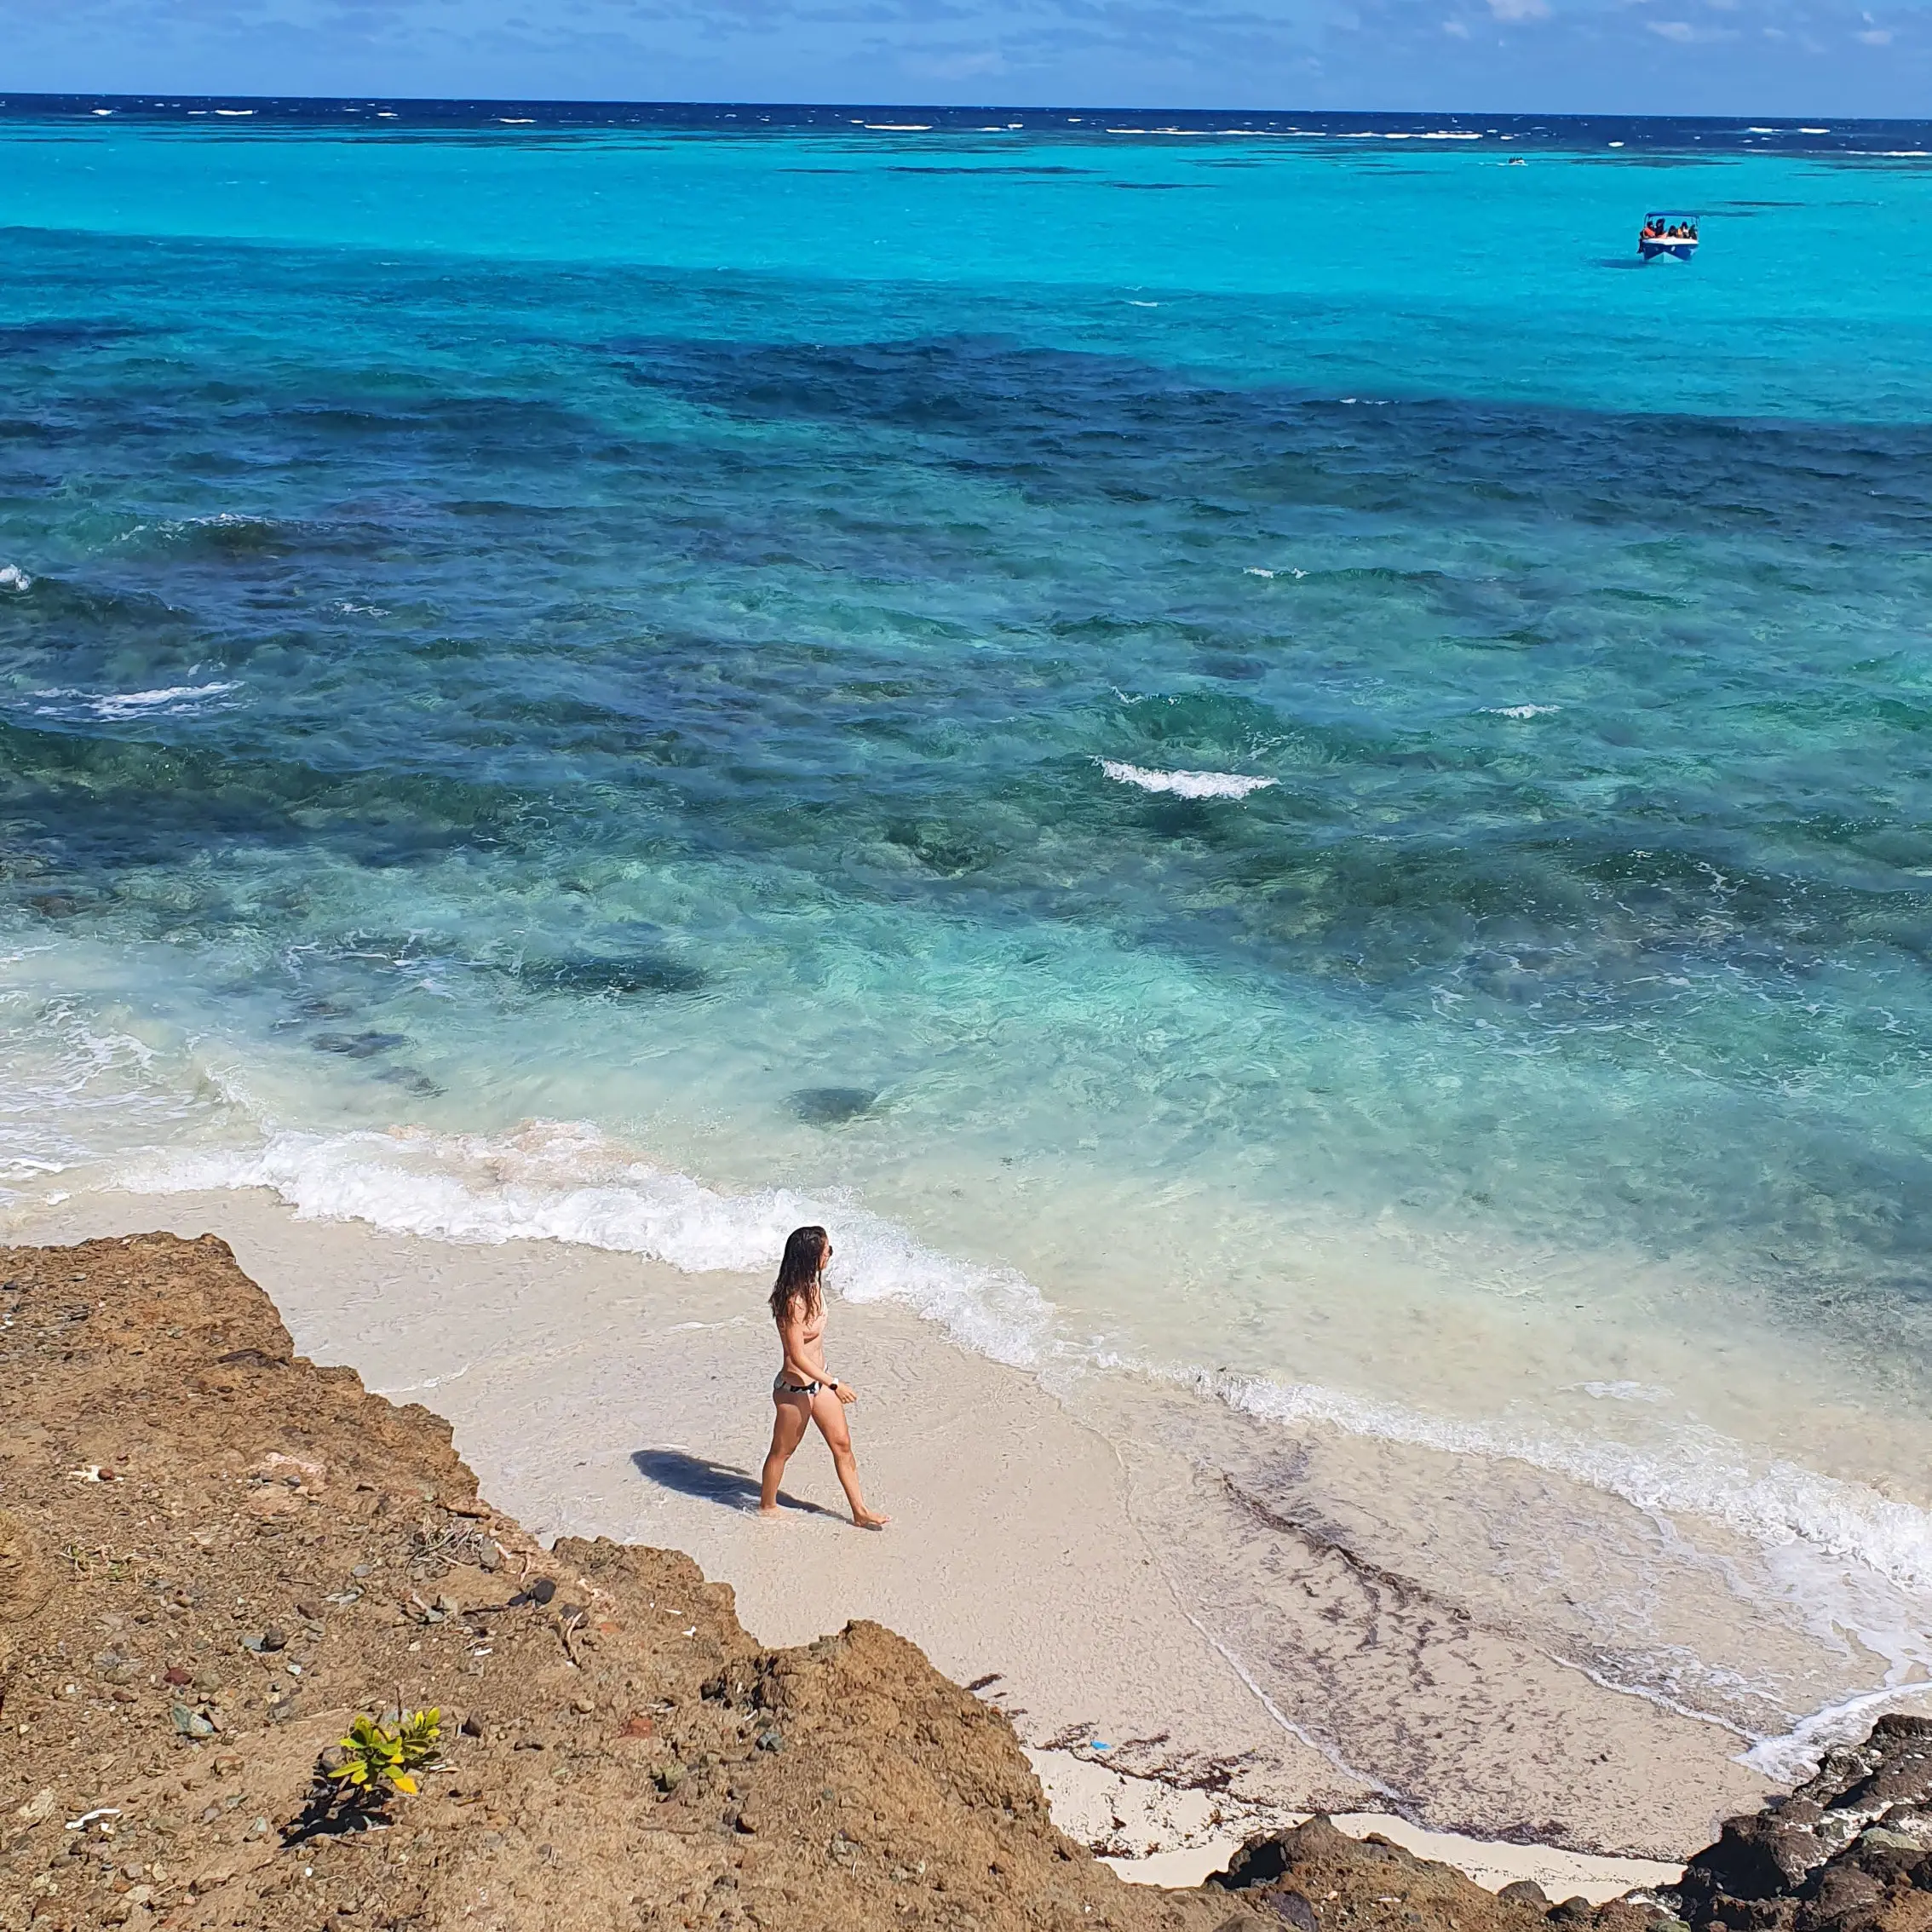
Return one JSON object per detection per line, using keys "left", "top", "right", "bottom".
{"left": 7, "top": 111, "right": 1932, "bottom": 1693}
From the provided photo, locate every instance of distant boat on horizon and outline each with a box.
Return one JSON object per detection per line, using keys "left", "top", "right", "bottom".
{"left": 1639, "top": 210, "right": 1701, "bottom": 261}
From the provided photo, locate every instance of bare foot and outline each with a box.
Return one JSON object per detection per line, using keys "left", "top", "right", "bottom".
{"left": 758, "top": 1503, "right": 782, "bottom": 1518}
{"left": 852, "top": 1509, "right": 890, "bottom": 1531}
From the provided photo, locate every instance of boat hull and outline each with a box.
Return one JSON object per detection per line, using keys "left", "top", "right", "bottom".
{"left": 1639, "top": 239, "right": 1698, "bottom": 261}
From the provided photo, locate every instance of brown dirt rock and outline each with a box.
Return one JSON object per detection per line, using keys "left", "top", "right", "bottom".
{"left": 1207, "top": 1816, "right": 1678, "bottom": 1932}
{"left": 0, "top": 1508, "right": 57, "bottom": 1682}
{"left": 1671, "top": 1719, "right": 1932, "bottom": 1932}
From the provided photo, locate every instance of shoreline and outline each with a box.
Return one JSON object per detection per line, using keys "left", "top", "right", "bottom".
{"left": 1031, "top": 1751, "right": 1682, "bottom": 1897}
{"left": 11, "top": 1185, "right": 1776, "bottom": 1878}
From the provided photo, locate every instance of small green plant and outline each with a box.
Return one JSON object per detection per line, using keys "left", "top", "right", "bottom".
{"left": 328, "top": 1708, "right": 442, "bottom": 1800}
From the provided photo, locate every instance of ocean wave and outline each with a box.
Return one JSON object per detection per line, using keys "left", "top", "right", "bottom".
{"left": 115, "top": 511, "right": 288, "bottom": 557}
{"left": 1484, "top": 704, "right": 1562, "bottom": 720}
{"left": 0, "top": 992, "right": 211, "bottom": 1193}
{"left": 0, "top": 565, "right": 32, "bottom": 593}
{"left": 30, "top": 681, "right": 239, "bottom": 721}
{"left": 124, "top": 1119, "right": 1055, "bottom": 1370}
{"left": 1099, "top": 759, "right": 1277, "bottom": 800}
{"left": 1199, "top": 1366, "right": 1932, "bottom": 1601}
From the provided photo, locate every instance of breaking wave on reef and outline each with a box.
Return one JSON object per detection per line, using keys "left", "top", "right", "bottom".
{"left": 1098, "top": 759, "right": 1279, "bottom": 799}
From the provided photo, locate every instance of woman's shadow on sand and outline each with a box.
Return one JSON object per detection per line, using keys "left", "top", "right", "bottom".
{"left": 630, "top": 1448, "right": 842, "bottom": 1519}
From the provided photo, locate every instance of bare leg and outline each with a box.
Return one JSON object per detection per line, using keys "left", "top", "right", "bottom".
{"left": 760, "top": 1393, "right": 810, "bottom": 1515}
{"left": 809, "top": 1388, "right": 889, "bottom": 1529}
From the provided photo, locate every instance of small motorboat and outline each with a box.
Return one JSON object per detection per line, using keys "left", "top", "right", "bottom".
{"left": 1638, "top": 211, "right": 1700, "bottom": 261}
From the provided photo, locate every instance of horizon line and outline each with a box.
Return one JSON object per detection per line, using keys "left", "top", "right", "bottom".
{"left": 0, "top": 91, "right": 1913, "bottom": 127}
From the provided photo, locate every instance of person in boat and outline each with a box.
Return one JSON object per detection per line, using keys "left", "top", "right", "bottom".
{"left": 759, "top": 1225, "right": 889, "bottom": 1530}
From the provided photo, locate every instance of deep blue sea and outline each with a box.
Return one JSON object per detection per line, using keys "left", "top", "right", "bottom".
{"left": 8, "top": 97, "right": 1932, "bottom": 1758}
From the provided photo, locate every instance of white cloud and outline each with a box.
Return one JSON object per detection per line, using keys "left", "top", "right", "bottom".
{"left": 1856, "top": 25, "right": 1893, "bottom": 38}
{"left": 1442, "top": 14, "right": 1471, "bottom": 31}
{"left": 1647, "top": 18, "right": 1697, "bottom": 36}
{"left": 1486, "top": 0, "right": 1551, "bottom": 20}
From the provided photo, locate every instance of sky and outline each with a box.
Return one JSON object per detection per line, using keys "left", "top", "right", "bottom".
{"left": 0, "top": 0, "right": 1928, "bottom": 119}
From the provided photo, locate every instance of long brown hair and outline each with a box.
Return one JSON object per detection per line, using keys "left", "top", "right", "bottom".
{"left": 769, "top": 1225, "right": 829, "bottom": 1324}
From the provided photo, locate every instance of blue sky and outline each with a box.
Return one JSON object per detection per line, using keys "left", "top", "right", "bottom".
{"left": 2, "top": 0, "right": 1927, "bottom": 117}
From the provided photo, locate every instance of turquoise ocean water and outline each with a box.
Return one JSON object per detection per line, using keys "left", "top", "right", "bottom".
{"left": 8, "top": 99, "right": 1932, "bottom": 1783}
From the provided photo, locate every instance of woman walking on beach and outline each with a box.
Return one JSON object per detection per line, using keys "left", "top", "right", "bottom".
{"left": 761, "top": 1225, "right": 889, "bottom": 1530}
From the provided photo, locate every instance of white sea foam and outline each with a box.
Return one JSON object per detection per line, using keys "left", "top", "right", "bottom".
{"left": 0, "top": 565, "right": 32, "bottom": 593}
{"left": 1485, "top": 703, "right": 1561, "bottom": 719}
{"left": 1745, "top": 1682, "right": 1932, "bottom": 1783}
{"left": 1199, "top": 1366, "right": 1932, "bottom": 1600}
{"left": 1099, "top": 760, "right": 1278, "bottom": 800}
{"left": 31, "top": 681, "right": 238, "bottom": 721}
{"left": 0, "top": 992, "right": 208, "bottom": 1194}
{"left": 124, "top": 1120, "right": 1055, "bottom": 1370}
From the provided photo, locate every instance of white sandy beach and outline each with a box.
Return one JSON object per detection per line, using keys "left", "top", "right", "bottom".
{"left": 13, "top": 1186, "right": 1779, "bottom": 1889}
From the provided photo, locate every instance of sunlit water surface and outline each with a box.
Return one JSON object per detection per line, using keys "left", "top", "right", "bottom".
{"left": 6, "top": 99, "right": 1932, "bottom": 1786}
